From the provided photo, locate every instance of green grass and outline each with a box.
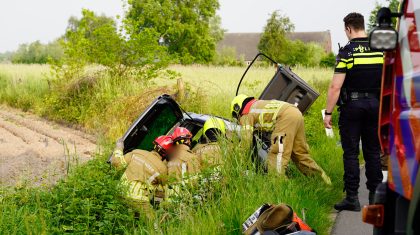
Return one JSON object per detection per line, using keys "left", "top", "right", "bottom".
{"left": 0, "top": 64, "right": 343, "bottom": 234}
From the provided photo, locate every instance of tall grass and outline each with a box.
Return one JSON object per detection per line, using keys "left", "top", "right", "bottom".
{"left": 0, "top": 64, "right": 50, "bottom": 111}
{"left": 0, "top": 64, "right": 342, "bottom": 234}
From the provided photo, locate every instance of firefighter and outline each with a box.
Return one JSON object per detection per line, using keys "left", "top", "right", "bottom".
{"left": 324, "top": 13, "right": 383, "bottom": 210}
{"left": 231, "top": 94, "right": 331, "bottom": 185}
{"left": 192, "top": 117, "right": 226, "bottom": 167}
{"left": 167, "top": 127, "right": 201, "bottom": 181}
{"left": 111, "top": 136, "right": 171, "bottom": 218}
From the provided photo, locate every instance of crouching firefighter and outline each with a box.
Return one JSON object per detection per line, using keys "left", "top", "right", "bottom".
{"left": 231, "top": 94, "right": 331, "bottom": 185}
{"left": 165, "top": 127, "right": 201, "bottom": 200}
{"left": 167, "top": 127, "right": 201, "bottom": 180}
{"left": 193, "top": 117, "right": 226, "bottom": 167}
{"left": 111, "top": 136, "right": 170, "bottom": 219}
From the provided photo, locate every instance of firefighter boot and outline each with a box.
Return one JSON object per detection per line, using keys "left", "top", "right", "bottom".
{"left": 334, "top": 195, "right": 361, "bottom": 211}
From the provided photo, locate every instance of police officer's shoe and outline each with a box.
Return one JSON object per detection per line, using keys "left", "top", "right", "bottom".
{"left": 334, "top": 196, "right": 361, "bottom": 211}
{"left": 369, "top": 191, "right": 375, "bottom": 205}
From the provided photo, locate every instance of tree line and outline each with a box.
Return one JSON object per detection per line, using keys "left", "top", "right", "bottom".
{"left": 2, "top": 0, "right": 358, "bottom": 67}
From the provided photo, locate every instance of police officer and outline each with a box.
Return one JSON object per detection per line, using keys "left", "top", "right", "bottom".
{"left": 324, "top": 12, "right": 383, "bottom": 210}
{"left": 111, "top": 136, "right": 170, "bottom": 218}
{"left": 192, "top": 117, "right": 226, "bottom": 167}
{"left": 231, "top": 95, "right": 331, "bottom": 185}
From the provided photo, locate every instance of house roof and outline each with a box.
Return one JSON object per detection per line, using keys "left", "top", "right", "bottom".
{"left": 217, "top": 31, "right": 332, "bottom": 61}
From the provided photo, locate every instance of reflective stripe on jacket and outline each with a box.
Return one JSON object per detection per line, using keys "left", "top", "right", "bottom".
{"left": 239, "top": 100, "right": 290, "bottom": 132}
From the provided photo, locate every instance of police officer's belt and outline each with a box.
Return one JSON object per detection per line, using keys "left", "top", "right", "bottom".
{"left": 349, "top": 91, "right": 378, "bottom": 100}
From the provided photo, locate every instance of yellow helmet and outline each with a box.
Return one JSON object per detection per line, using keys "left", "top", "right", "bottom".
{"left": 231, "top": 94, "right": 253, "bottom": 119}
{"left": 203, "top": 117, "right": 226, "bottom": 141}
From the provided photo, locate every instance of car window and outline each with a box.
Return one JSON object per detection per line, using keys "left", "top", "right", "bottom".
{"left": 136, "top": 105, "right": 180, "bottom": 151}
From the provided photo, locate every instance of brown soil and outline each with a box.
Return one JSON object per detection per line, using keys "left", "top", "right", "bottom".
{"left": 0, "top": 106, "right": 96, "bottom": 187}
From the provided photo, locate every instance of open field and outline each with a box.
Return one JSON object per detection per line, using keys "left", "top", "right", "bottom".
{"left": 0, "top": 64, "right": 342, "bottom": 234}
{"left": 0, "top": 105, "right": 96, "bottom": 187}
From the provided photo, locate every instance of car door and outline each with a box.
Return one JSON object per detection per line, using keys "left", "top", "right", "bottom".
{"left": 235, "top": 52, "right": 319, "bottom": 114}
{"left": 121, "top": 94, "right": 183, "bottom": 154}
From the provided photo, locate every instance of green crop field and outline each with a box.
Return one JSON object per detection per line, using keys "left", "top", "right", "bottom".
{"left": 0, "top": 64, "right": 343, "bottom": 234}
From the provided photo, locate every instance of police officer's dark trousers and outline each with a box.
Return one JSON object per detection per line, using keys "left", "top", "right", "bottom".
{"left": 338, "top": 98, "right": 383, "bottom": 197}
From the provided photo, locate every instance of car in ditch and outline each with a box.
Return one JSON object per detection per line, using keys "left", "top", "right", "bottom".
{"left": 110, "top": 53, "right": 320, "bottom": 166}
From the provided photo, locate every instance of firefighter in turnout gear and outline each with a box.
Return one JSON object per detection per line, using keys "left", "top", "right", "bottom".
{"left": 324, "top": 13, "right": 383, "bottom": 211}
{"left": 231, "top": 94, "right": 331, "bottom": 185}
{"left": 167, "top": 127, "right": 201, "bottom": 181}
{"left": 192, "top": 117, "right": 226, "bottom": 167}
{"left": 111, "top": 136, "right": 170, "bottom": 219}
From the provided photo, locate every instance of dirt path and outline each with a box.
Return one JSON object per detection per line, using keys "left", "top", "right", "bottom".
{"left": 0, "top": 106, "right": 97, "bottom": 187}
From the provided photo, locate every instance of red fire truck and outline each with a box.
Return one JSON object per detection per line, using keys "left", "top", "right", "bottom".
{"left": 363, "top": 1, "right": 420, "bottom": 234}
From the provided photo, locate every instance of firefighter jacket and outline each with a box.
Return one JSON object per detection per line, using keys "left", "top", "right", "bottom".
{"left": 239, "top": 100, "right": 292, "bottom": 132}
{"left": 167, "top": 144, "right": 201, "bottom": 181}
{"left": 192, "top": 142, "right": 222, "bottom": 167}
{"left": 112, "top": 149, "right": 168, "bottom": 184}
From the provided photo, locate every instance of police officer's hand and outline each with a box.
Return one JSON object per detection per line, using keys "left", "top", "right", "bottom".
{"left": 324, "top": 115, "right": 333, "bottom": 129}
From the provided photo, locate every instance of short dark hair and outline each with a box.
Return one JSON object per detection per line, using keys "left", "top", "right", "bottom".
{"left": 343, "top": 12, "right": 365, "bottom": 31}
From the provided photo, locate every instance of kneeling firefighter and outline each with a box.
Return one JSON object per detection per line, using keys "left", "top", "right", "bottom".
{"left": 192, "top": 117, "right": 226, "bottom": 167}
{"left": 231, "top": 94, "right": 331, "bottom": 185}
{"left": 165, "top": 127, "right": 201, "bottom": 201}
{"left": 167, "top": 127, "right": 201, "bottom": 181}
{"left": 111, "top": 135, "right": 171, "bottom": 218}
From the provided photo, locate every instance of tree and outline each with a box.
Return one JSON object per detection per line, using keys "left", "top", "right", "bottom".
{"left": 258, "top": 11, "right": 295, "bottom": 64}
{"left": 209, "top": 15, "right": 226, "bottom": 43}
{"left": 258, "top": 11, "right": 328, "bottom": 66}
{"left": 55, "top": 9, "right": 169, "bottom": 81}
{"left": 368, "top": 0, "right": 399, "bottom": 31}
{"left": 126, "top": 0, "right": 221, "bottom": 64}
{"left": 0, "top": 51, "right": 12, "bottom": 62}
{"left": 10, "top": 40, "right": 64, "bottom": 64}
{"left": 320, "top": 52, "right": 336, "bottom": 68}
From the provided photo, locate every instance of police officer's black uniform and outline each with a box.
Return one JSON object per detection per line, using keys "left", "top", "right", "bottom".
{"left": 335, "top": 37, "right": 384, "bottom": 205}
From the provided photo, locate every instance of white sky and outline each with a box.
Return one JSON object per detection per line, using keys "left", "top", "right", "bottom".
{"left": 0, "top": 0, "right": 388, "bottom": 53}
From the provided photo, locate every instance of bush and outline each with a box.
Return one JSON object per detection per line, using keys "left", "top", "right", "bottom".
{"left": 0, "top": 155, "right": 140, "bottom": 234}
{"left": 320, "top": 52, "right": 336, "bottom": 68}
{"left": 212, "top": 46, "right": 245, "bottom": 66}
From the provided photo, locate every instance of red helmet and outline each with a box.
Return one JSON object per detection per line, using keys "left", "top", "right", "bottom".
{"left": 171, "top": 127, "right": 192, "bottom": 146}
{"left": 153, "top": 135, "right": 173, "bottom": 158}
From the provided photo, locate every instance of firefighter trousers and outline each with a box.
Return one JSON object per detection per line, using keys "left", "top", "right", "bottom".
{"left": 121, "top": 175, "right": 155, "bottom": 220}
{"left": 338, "top": 99, "right": 383, "bottom": 196}
{"left": 267, "top": 106, "right": 328, "bottom": 179}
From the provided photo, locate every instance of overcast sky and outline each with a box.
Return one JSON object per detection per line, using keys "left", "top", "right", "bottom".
{"left": 0, "top": 0, "right": 388, "bottom": 53}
